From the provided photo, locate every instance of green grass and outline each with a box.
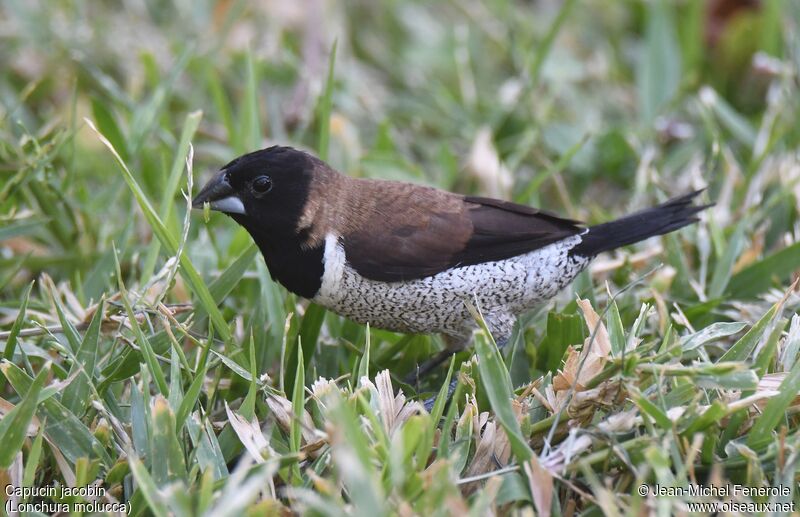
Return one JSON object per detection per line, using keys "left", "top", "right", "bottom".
{"left": 2, "top": 1, "right": 800, "bottom": 514}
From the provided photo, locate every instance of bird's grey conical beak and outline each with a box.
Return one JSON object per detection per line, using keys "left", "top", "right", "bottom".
{"left": 192, "top": 171, "right": 245, "bottom": 215}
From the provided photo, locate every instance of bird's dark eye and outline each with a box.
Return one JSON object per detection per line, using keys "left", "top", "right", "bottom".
{"left": 251, "top": 175, "right": 273, "bottom": 195}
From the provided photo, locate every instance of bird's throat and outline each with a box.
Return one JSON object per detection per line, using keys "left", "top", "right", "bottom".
{"left": 257, "top": 239, "right": 325, "bottom": 299}
{"left": 233, "top": 215, "right": 325, "bottom": 299}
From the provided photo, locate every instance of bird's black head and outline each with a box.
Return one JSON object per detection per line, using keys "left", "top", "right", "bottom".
{"left": 192, "top": 146, "right": 315, "bottom": 236}
{"left": 193, "top": 146, "right": 327, "bottom": 298}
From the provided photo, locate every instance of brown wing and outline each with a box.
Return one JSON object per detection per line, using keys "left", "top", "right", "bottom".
{"left": 342, "top": 189, "right": 584, "bottom": 282}
{"left": 452, "top": 196, "right": 583, "bottom": 266}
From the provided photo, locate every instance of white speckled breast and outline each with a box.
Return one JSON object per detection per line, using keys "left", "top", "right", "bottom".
{"left": 312, "top": 233, "right": 590, "bottom": 342}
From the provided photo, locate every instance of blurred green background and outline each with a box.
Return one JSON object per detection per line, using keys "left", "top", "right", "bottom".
{"left": 3, "top": 0, "right": 798, "bottom": 380}
{"left": 2, "top": 0, "right": 800, "bottom": 514}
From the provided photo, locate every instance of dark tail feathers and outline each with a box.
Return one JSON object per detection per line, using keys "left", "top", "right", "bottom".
{"left": 570, "top": 190, "right": 711, "bottom": 257}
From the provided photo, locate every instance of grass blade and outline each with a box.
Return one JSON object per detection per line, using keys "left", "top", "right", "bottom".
{"left": 61, "top": 297, "right": 104, "bottom": 415}
{"left": 637, "top": 0, "right": 681, "bottom": 123}
{"left": 290, "top": 346, "right": 305, "bottom": 482}
{"left": 719, "top": 301, "right": 780, "bottom": 363}
{"left": 142, "top": 110, "right": 203, "bottom": 282}
{"left": 748, "top": 347, "right": 800, "bottom": 448}
{"left": 0, "top": 363, "right": 48, "bottom": 468}
{"left": 298, "top": 302, "right": 326, "bottom": 374}
{"left": 606, "top": 298, "right": 625, "bottom": 356}
{"left": 728, "top": 241, "right": 800, "bottom": 298}
{"left": 85, "top": 118, "right": 232, "bottom": 342}
{"left": 128, "top": 454, "right": 170, "bottom": 517}
{"left": 240, "top": 49, "right": 262, "bottom": 153}
{"left": 22, "top": 422, "right": 45, "bottom": 487}
{"left": 428, "top": 356, "right": 455, "bottom": 426}
{"left": 709, "top": 220, "right": 746, "bottom": 298}
{"left": 208, "top": 243, "right": 258, "bottom": 301}
{"left": 239, "top": 334, "right": 257, "bottom": 420}
{"left": 468, "top": 303, "right": 534, "bottom": 462}
{"left": 528, "top": 0, "right": 578, "bottom": 87}
{"left": 176, "top": 359, "right": 207, "bottom": 433}
{"left": 357, "top": 324, "right": 371, "bottom": 381}
{"left": 90, "top": 97, "right": 128, "bottom": 161}
{"left": 115, "top": 250, "right": 169, "bottom": 396}
{"left": 1, "top": 361, "right": 110, "bottom": 465}
{"left": 46, "top": 278, "right": 82, "bottom": 354}
{"left": 2, "top": 281, "right": 33, "bottom": 362}
{"left": 151, "top": 395, "right": 187, "bottom": 484}
{"left": 317, "top": 40, "right": 338, "bottom": 161}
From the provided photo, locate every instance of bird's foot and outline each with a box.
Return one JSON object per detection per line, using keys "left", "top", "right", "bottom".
{"left": 423, "top": 378, "right": 459, "bottom": 412}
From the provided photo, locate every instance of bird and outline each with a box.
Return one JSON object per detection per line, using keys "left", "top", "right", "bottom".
{"left": 192, "top": 145, "right": 709, "bottom": 379}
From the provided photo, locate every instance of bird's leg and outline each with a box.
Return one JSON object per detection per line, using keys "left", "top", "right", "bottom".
{"left": 404, "top": 334, "right": 468, "bottom": 386}
{"left": 421, "top": 331, "right": 513, "bottom": 412}
{"left": 404, "top": 349, "right": 456, "bottom": 386}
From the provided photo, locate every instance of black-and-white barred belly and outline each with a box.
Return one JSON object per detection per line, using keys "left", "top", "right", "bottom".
{"left": 312, "top": 233, "right": 590, "bottom": 339}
